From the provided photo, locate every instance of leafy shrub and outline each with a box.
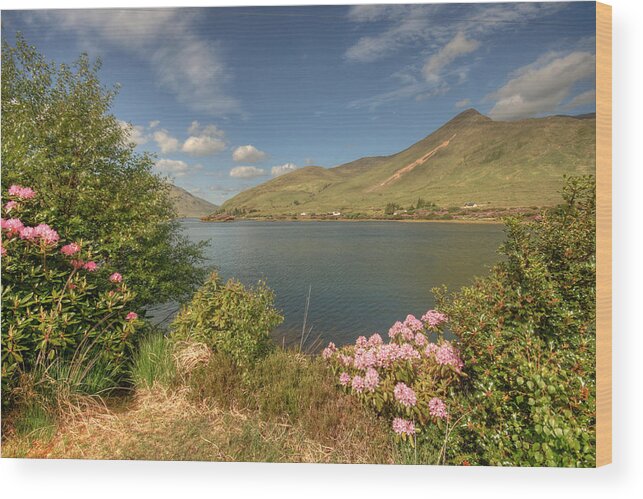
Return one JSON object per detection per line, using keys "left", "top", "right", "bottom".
{"left": 170, "top": 272, "right": 283, "bottom": 368}
{"left": 1, "top": 35, "right": 207, "bottom": 309}
{"left": 323, "top": 310, "right": 463, "bottom": 449}
{"left": 1, "top": 184, "right": 141, "bottom": 400}
{"left": 433, "top": 175, "right": 596, "bottom": 467}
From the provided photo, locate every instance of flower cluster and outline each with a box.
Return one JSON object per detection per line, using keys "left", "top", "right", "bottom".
{"left": 323, "top": 310, "right": 463, "bottom": 442}
{"left": 8, "top": 184, "right": 36, "bottom": 200}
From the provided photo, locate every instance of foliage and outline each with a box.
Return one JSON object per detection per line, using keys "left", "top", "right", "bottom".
{"left": 130, "top": 333, "right": 177, "bottom": 390}
{"left": 323, "top": 310, "right": 463, "bottom": 451}
{"left": 433, "top": 175, "right": 597, "bottom": 467}
{"left": 170, "top": 272, "right": 283, "bottom": 368}
{"left": 1, "top": 35, "right": 207, "bottom": 309}
{"left": 1, "top": 184, "right": 141, "bottom": 400}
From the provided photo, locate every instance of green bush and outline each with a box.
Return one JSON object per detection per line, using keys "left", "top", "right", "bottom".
{"left": 170, "top": 272, "right": 283, "bottom": 368}
{"left": 433, "top": 175, "right": 596, "bottom": 467}
{"left": 1, "top": 35, "right": 207, "bottom": 310}
{"left": 1, "top": 185, "right": 142, "bottom": 401}
{"left": 130, "top": 333, "right": 177, "bottom": 390}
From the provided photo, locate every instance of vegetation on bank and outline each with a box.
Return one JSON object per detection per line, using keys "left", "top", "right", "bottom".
{"left": 1, "top": 38, "right": 596, "bottom": 467}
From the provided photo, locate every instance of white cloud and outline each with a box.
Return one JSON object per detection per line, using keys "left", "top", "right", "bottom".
{"left": 232, "top": 145, "right": 267, "bottom": 163}
{"left": 153, "top": 129, "right": 180, "bottom": 154}
{"left": 24, "top": 9, "right": 239, "bottom": 115}
{"left": 229, "top": 166, "right": 266, "bottom": 179}
{"left": 455, "top": 98, "right": 471, "bottom": 109}
{"left": 149, "top": 120, "right": 160, "bottom": 128}
{"left": 488, "top": 51, "right": 596, "bottom": 120}
{"left": 181, "top": 122, "right": 226, "bottom": 156}
{"left": 564, "top": 89, "right": 596, "bottom": 110}
{"left": 271, "top": 163, "right": 298, "bottom": 177}
{"left": 118, "top": 121, "right": 150, "bottom": 146}
{"left": 422, "top": 32, "right": 479, "bottom": 83}
{"left": 155, "top": 159, "right": 190, "bottom": 177}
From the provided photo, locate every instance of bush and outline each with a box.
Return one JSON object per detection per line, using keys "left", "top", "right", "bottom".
{"left": 170, "top": 272, "right": 283, "bottom": 368}
{"left": 434, "top": 175, "right": 596, "bottom": 467}
{"left": 1, "top": 184, "right": 142, "bottom": 400}
{"left": 130, "top": 333, "right": 177, "bottom": 390}
{"left": 323, "top": 311, "right": 463, "bottom": 449}
{"left": 1, "top": 35, "right": 207, "bottom": 309}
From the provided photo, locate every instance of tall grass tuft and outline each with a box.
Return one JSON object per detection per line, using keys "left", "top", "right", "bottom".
{"left": 130, "top": 334, "right": 177, "bottom": 390}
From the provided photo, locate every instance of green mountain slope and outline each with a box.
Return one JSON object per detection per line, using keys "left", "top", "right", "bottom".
{"left": 169, "top": 185, "right": 218, "bottom": 218}
{"left": 220, "top": 109, "right": 595, "bottom": 215}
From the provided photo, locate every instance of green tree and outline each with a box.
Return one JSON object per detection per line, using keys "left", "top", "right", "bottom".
{"left": 1, "top": 35, "right": 207, "bottom": 309}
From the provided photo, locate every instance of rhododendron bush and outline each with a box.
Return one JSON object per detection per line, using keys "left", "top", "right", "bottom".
{"left": 1, "top": 185, "right": 141, "bottom": 398}
{"left": 323, "top": 310, "right": 463, "bottom": 445}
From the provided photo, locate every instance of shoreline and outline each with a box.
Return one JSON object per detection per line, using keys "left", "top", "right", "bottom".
{"left": 198, "top": 216, "right": 507, "bottom": 225}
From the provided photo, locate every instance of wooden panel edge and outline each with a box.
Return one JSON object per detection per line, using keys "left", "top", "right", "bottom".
{"left": 595, "top": 1, "right": 612, "bottom": 468}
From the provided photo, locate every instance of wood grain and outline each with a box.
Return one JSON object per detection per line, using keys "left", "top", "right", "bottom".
{"left": 595, "top": 1, "right": 612, "bottom": 468}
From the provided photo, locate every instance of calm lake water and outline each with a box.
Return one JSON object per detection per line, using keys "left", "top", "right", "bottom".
{"left": 160, "top": 220, "right": 505, "bottom": 348}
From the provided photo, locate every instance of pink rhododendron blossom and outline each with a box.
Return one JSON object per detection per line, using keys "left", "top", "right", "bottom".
{"left": 422, "top": 310, "right": 448, "bottom": 328}
{"left": 353, "top": 348, "right": 377, "bottom": 370}
{"left": 70, "top": 259, "right": 85, "bottom": 269}
{"left": 2, "top": 218, "right": 24, "bottom": 235}
{"left": 351, "top": 375, "right": 365, "bottom": 393}
{"left": 8, "top": 185, "right": 36, "bottom": 200}
{"left": 435, "top": 343, "right": 464, "bottom": 371}
{"left": 388, "top": 321, "right": 404, "bottom": 339}
{"left": 394, "top": 382, "right": 417, "bottom": 407}
{"left": 392, "top": 417, "right": 416, "bottom": 435}
{"left": 364, "top": 367, "right": 380, "bottom": 392}
{"left": 367, "top": 333, "right": 383, "bottom": 347}
{"left": 83, "top": 261, "right": 98, "bottom": 272}
{"left": 109, "top": 272, "right": 123, "bottom": 283}
{"left": 126, "top": 311, "right": 138, "bottom": 321}
{"left": 414, "top": 332, "right": 427, "bottom": 346}
{"left": 424, "top": 343, "right": 438, "bottom": 357}
{"left": 375, "top": 343, "right": 401, "bottom": 368}
{"left": 34, "top": 224, "right": 59, "bottom": 245}
{"left": 4, "top": 201, "right": 18, "bottom": 213}
{"left": 339, "top": 354, "right": 353, "bottom": 367}
{"left": 19, "top": 226, "right": 37, "bottom": 241}
{"left": 428, "top": 397, "right": 448, "bottom": 419}
{"left": 339, "top": 372, "right": 351, "bottom": 386}
{"left": 61, "top": 242, "right": 81, "bottom": 256}
{"left": 355, "top": 336, "right": 368, "bottom": 348}
{"left": 398, "top": 343, "right": 421, "bottom": 361}
{"left": 404, "top": 314, "right": 424, "bottom": 332}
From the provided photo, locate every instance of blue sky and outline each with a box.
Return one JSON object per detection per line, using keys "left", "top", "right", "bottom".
{"left": 2, "top": 3, "right": 597, "bottom": 204}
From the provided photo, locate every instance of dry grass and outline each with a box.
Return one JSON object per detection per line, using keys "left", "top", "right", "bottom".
{"left": 3, "top": 347, "right": 396, "bottom": 463}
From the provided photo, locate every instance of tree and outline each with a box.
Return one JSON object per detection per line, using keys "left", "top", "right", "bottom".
{"left": 1, "top": 35, "right": 207, "bottom": 309}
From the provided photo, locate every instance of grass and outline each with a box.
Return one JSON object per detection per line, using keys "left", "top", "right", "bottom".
{"left": 2, "top": 340, "right": 397, "bottom": 463}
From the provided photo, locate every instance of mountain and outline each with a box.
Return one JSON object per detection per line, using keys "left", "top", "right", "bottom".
{"left": 219, "top": 109, "right": 595, "bottom": 216}
{"left": 168, "top": 185, "right": 218, "bottom": 218}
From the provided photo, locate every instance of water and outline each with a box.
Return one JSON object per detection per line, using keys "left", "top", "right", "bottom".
{"left": 164, "top": 219, "right": 505, "bottom": 348}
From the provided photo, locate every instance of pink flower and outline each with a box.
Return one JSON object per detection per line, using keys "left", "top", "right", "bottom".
{"left": 435, "top": 343, "right": 464, "bottom": 372}
{"left": 109, "top": 272, "right": 123, "bottom": 283}
{"left": 322, "top": 342, "right": 336, "bottom": 360}
{"left": 376, "top": 343, "right": 401, "bottom": 368}
{"left": 422, "top": 310, "right": 448, "bottom": 328}
{"left": 399, "top": 343, "right": 421, "bottom": 361}
{"left": 2, "top": 218, "right": 24, "bottom": 235}
{"left": 34, "top": 224, "right": 59, "bottom": 246}
{"left": 388, "top": 321, "right": 404, "bottom": 339}
{"left": 19, "top": 226, "right": 37, "bottom": 241}
{"left": 428, "top": 397, "right": 448, "bottom": 420}
{"left": 353, "top": 348, "right": 377, "bottom": 370}
{"left": 8, "top": 185, "right": 36, "bottom": 200}
{"left": 392, "top": 417, "right": 416, "bottom": 436}
{"left": 404, "top": 314, "right": 424, "bottom": 332}
{"left": 414, "top": 332, "right": 427, "bottom": 346}
{"left": 351, "top": 375, "right": 365, "bottom": 393}
{"left": 61, "top": 242, "right": 81, "bottom": 256}
{"left": 367, "top": 333, "right": 383, "bottom": 347}
{"left": 394, "top": 382, "right": 417, "bottom": 407}
{"left": 355, "top": 336, "right": 368, "bottom": 348}
{"left": 424, "top": 343, "right": 438, "bottom": 357}
{"left": 4, "top": 201, "right": 18, "bottom": 213}
{"left": 364, "top": 367, "right": 380, "bottom": 392}
{"left": 339, "top": 372, "right": 351, "bottom": 386}
{"left": 83, "top": 261, "right": 98, "bottom": 272}
{"left": 70, "top": 259, "right": 85, "bottom": 269}
{"left": 339, "top": 354, "right": 353, "bottom": 367}
{"left": 125, "top": 311, "right": 138, "bottom": 321}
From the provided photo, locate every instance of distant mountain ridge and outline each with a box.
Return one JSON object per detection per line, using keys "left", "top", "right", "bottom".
{"left": 169, "top": 185, "right": 217, "bottom": 218}
{"left": 219, "top": 109, "right": 595, "bottom": 216}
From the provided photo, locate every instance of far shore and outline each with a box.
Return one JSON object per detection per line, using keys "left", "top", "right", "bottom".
{"left": 197, "top": 216, "right": 511, "bottom": 225}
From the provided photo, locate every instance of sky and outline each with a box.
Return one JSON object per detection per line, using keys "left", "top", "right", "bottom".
{"left": 1, "top": 2, "right": 597, "bottom": 204}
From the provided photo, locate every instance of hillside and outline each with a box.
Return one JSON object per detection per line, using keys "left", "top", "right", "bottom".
{"left": 219, "top": 109, "right": 595, "bottom": 216}
{"left": 169, "top": 185, "right": 217, "bottom": 218}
